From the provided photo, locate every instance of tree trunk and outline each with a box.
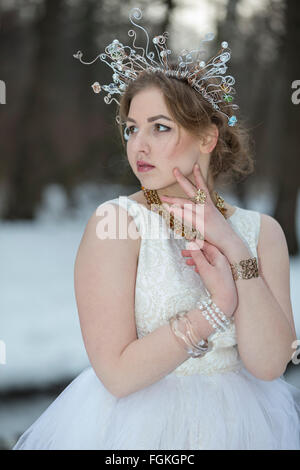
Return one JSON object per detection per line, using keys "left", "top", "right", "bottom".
{"left": 3, "top": 0, "right": 64, "bottom": 220}
{"left": 273, "top": 0, "right": 299, "bottom": 255}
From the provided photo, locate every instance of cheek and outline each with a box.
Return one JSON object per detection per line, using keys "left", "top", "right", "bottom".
{"left": 152, "top": 133, "right": 176, "bottom": 153}
{"left": 165, "top": 138, "right": 194, "bottom": 163}
{"left": 158, "top": 133, "right": 182, "bottom": 159}
{"left": 165, "top": 141, "right": 199, "bottom": 175}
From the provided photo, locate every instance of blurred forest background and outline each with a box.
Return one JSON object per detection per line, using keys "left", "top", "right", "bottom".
{"left": 1, "top": 0, "right": 300, "bottom": 450}
{"left": 0, "top": 0, "right": 299, "bottom": 251}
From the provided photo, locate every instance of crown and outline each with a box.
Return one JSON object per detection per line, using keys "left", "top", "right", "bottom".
{"left": 73, "top": 7, "right": 239, "bottom": 128}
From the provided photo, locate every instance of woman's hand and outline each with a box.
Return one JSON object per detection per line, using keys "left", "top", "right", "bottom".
{"left": 160, "top": 163, "right": 240, "bottom": 255}
{"left": 184, "top": 238, "right": 238, "bottom": 318}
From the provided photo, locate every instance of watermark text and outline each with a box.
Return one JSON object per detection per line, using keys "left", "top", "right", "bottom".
{"left": 0, "top": 80, "right": 6, "bottom": 104}
{"left": 291, "top": 80, "right": 300, "bottom": 104}
{"left": 0, "top": 340, "right": 6, "bottom": 365}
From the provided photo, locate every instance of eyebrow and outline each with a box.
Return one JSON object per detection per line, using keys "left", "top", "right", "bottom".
{"left": 126, "top": 114, "right": 173, "bottom": 123}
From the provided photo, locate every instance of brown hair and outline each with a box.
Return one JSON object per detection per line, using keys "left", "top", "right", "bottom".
{"left": 117, "top": 67, "right": 255, "bottom": 185}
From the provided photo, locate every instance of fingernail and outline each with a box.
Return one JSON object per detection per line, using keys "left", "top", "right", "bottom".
{"left": 186, "top": 241, "right": 199, "bottom": 250}
{"left": 195, "top": 163, "right": 199, "bottom": 169}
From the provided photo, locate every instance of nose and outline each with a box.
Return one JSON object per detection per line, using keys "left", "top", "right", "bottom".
{"left": 130, "top": 128, "right": 151, "bottom": 154}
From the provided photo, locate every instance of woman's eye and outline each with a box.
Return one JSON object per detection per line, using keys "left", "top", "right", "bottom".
{"left": 127, "top": 124, "right": 170, "bottom": 134}
{"left": 154, "top": 123, "right": 170, "bottom": 132}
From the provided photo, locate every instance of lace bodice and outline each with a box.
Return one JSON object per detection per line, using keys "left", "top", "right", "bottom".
{"left": 98, "top": 195, "right": 261, "bottom": 377}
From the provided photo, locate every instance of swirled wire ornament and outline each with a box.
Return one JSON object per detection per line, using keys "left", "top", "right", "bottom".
{"left": 73, "top": 7, "right": 239, "bottom": 127}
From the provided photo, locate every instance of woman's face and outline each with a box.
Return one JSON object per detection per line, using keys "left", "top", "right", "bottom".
{"left": 125, "top": 86, "right": 204, "bottom": 190}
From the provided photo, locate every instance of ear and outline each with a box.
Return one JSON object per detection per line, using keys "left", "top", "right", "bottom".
{"left": 199, "top": 124, "right": 219, "bottom": 154}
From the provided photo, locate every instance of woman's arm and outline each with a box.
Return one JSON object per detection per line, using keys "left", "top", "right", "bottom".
{"left": 74, "top": 204, "right": 216, "bottom": 399}
{"left": 116, "top": 308, "right": 215, "bottom": 398}
{"left": 221, "top": 213, "right": 297, "bottom": 381}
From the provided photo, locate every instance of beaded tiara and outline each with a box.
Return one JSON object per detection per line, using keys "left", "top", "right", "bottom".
{"left": 73, "top": 7, "right": 239, "bottom": 128}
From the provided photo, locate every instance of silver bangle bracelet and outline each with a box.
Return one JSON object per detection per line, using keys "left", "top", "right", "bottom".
{"left": 174, "top": 313, "right": 210, "bottom": 357}
{"left": 180, "top": 314, "right": 210, "bottom": 353}
{"left": 169, "top": 311, "right": 212, "bottom": 358}
{"left": 169, "top": 314, "right": 194, "bottom": 354}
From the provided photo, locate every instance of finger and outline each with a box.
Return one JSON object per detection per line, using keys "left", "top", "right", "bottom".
{"left": 187, "top": 241, "right": 210, "bottom": 271}
{"left": 171, "top": 167, "right": 198, "bottom": 199}
{"left": 162, "top": 204, "right": 205, "bottom": 235}
{"left": 185, "top": 237, "right": 205, "bottom": 251}
{"left": 160, "top": 164, "right": 212, "bottom": 205}
{"left": 186, "top": 241, "right": 212, "bottom": 265}
{"left": 193, "top": 237, "right": 205, "bottom": 249}
{"left": 202, "top": 240, "right": 224, "bottom": 265}
{"left": 186, "top": 241, "right": 200, "bottom": 251}
{"left": 193, "top": 165, "right": 214, "bottom": 206}
{"left": 187, "top": 243, "right": 211, "bottom": 272}
{"left": 160, "top": 197, "right": 195, "bottom": 209}
{"left": 162, "top": 204, "right": 193, "bottom": 227}
{"left": 182, "top": 235, "right": 205, "bottom": 256}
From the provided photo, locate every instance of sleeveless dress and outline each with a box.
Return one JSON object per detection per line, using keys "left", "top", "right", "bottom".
{"left": 13, "top": 196, "right": 300, "bottom": 450}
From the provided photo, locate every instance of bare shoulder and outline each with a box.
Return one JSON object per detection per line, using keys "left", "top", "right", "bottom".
{"left": 257, "top": 212, "right": 289, "bottom": 271}
{"left": 127, "top": 190, "right": 148, "bottom": 209}
{"left": 127, "top": 190, "right": 143, "bottom": 202}
{"left": 76, "top": 202, "right": 141, "bottom": 264}
{"left": 256, "top": 212, "right": 296, "bottom": 340}
{"left": 257, "top": 213, "right": 287, "bottom": 248}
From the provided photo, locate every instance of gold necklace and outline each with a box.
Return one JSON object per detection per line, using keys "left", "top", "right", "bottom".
{"left": 141, "top": 186, "right": 228, "bottom": 241}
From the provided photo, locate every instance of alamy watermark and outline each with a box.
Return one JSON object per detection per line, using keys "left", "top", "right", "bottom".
{"left": 291, "top": 339, "right": 300, "bottom": 365}
{"left": 291, "top": 80, "right": 300, "bottom": 104}
{"left": 95, "top": 196, "right": 205, "bottom": 245}
{"left": 0, "top": 340, "right": 6, "bottom": 365}
{"left": 0, "top": 80, "right": 6, "bottom": 104}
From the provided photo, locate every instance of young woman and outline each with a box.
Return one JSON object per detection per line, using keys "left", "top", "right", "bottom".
{"left": 13, "top": 8, "right": 300, "bottom": 450}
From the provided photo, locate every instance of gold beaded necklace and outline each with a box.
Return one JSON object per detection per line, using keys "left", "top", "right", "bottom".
{"left": 141, "top": 186, "right": 228, "bottom": 241}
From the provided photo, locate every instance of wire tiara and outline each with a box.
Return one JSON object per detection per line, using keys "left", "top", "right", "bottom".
{"left": 73, "top": 7, "right": 239, "bottom": 128}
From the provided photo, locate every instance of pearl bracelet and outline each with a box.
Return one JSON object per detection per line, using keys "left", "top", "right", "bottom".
{"left": 196, "top": 297, "right": 232, "bottom": 332}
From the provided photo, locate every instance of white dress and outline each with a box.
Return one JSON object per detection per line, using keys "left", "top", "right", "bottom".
{"left": 13, "top": 196, "right": 300, "bottom": 450}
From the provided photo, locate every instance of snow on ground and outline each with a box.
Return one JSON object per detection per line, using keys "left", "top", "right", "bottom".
{"left": 0, "top": 182, "right": 300, "bottom": 391}
{"left": 0, "top": 182, "right": 132, "bottom": 390}
{"left": 1, "top": 182, "right": 300, "bottom": 449}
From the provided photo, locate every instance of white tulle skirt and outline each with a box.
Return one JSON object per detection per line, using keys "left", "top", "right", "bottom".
{"left": 12, "top": 364, "right": 300, "bottom": 450}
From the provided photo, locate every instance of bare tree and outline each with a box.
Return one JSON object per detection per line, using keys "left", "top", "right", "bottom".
{"left": 272, "top": 0, "right": 299, "bottom": 255}
{"left": 3, "top": 0, "right": 65, "bottom": 219}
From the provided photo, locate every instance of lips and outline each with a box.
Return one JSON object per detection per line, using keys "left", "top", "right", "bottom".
{"left": 137, "top": 160, "right": 155, "bottom": 168}
{"left": 137, "top": 161, "right": 156, "bottom": 173}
